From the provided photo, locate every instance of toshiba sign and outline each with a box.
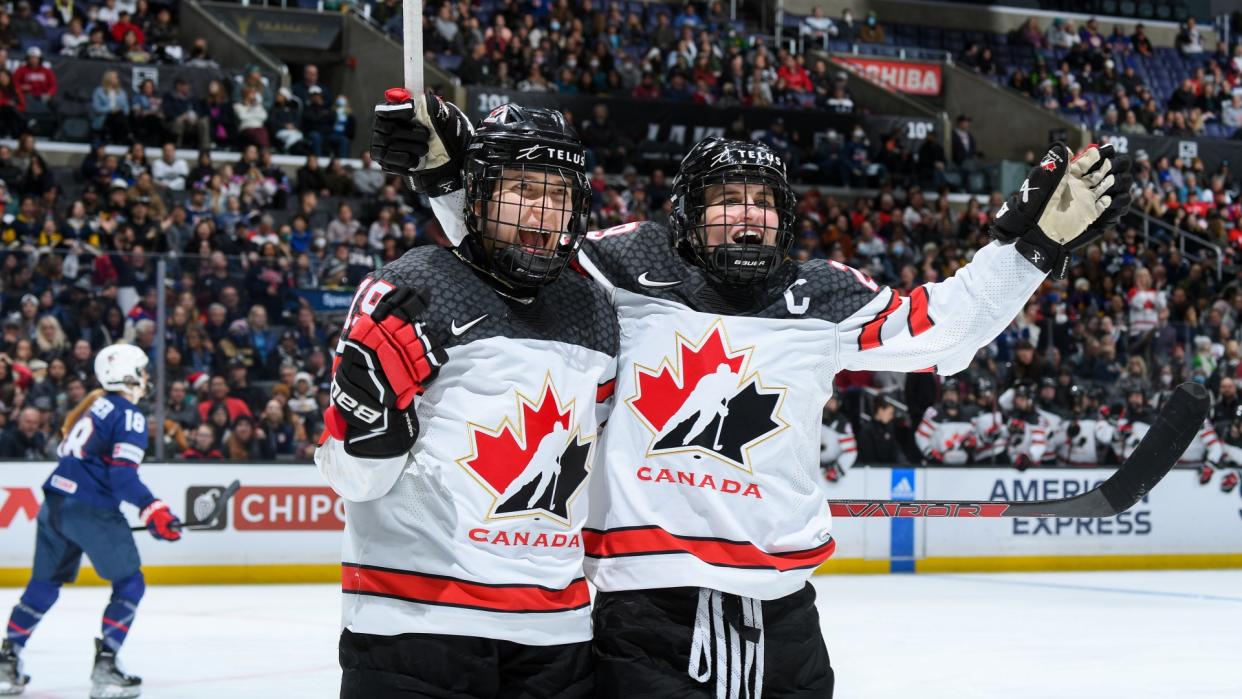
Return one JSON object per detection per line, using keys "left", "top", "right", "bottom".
{"left": 233, "top": 486, "right": 345, "bottom": 531}
{"left": 836, "top": 57, "right": 942, "bottom": 96}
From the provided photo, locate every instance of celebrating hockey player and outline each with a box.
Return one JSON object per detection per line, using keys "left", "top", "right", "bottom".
{"left": 576, "top": 137, "right": 1127, "bottom": 697}
{"left": 1004, "top": 383, "right": 1048, "bottom": 470}
{"left": 818, "top": 395, "right": 856, "bottom": 484}
{"left": 322, "top": 90, "right": 617, "bottom": 697}
{"left": 915, "top": 379, "right": 978, "bottom": 464}
{"left": 1117, "top": 387, "right": 1156, "bottom": 461}
{"left": 0, "top": 344, "right": 182, "bottom": 699}
{"left": 1057, "top": 385, "right": 1115, "bottom": 466}
{"left": 382, "top": 89, "right": 1130, "bottom": 696}
{"left": 1208, "top": 405, "right": 1242, "bottom": 493}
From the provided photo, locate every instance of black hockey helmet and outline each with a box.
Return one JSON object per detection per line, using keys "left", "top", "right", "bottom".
{"left": 1039, "top": 376, "right": 1057, "bottom": 392}
{"left": 670, "top": 137, "right": 797, "bottom": 286}
{"left": 941, "top": 378, "right": 961, "bottom": 398}
{"left": 1012, "top": 382, "right": 1035, "bottom": 400}
{"left": 975, "top": 377, "right": 995, "bottom": 397}
{"left": 461, "top": 103, "right": 591, "bottom": 290}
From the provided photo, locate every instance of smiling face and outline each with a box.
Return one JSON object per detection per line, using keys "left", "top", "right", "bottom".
{"left": 698, "top": 181, "right": 782, "bottom": 248}
{"left": 480, "top": 167, "right": 573, "bottom": 257}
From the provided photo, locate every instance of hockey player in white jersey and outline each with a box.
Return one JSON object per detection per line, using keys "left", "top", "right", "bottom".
{"left": 1207, "top": 406, "right": 1242, "bottom": 493}
{"left": 819, "top": 396, "right": 856, "bottom": 484}
{"left": 389, "top": 94, "right": 1130, "bottom": 695}
{"left": 915, "top": 379, "right": 978, "bottom": 464}
{"left": 326, "top": 90, "right": 618, "bottom": 697}
{"left": 1057, "top": 385, "right": 1115, "bottom": 466}
{"left": 970, "top": 377, "right": 1009, "bottom": 464}
{"left": 1117, "top": 387, "right": 1155, "bottom": 461}
{"left": 1005, "top": 383, "right": 1049, "bottom": 470}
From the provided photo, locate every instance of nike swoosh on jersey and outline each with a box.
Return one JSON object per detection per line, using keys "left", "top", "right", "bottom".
{"left": 451, "top": 314, "right": 489, "bottom": 336}
{"left": 637, "top": 272, "right": 682, "bottom": 288}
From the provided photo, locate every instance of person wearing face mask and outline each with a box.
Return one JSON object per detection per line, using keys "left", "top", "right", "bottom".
{"left": 858, "top": 11, "right": 885, "bottom": 43}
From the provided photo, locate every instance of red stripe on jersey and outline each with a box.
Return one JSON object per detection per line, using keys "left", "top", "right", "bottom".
{"left": 596, "top": 378, "right": 615, "bottom": 403}
{"left": 858, "top": 291, "right": 901, "bottom": 352}
{"left": 913, "top": 365, "right": 937, "bottom": 373}
{"left": 908, "top": 286, "right": 934, "bottom": 336}
{"left": 582, "top": 526, "right": 836, "bottom": 571}
{"left": 341, "top": 564, "right": 590, "bottom": 614}
{"left": 102, "top": 617, "right": 130, "bottom": 632}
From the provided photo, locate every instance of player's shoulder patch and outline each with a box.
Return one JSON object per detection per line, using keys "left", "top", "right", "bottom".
{"left": 792, "top": 258, "right": 884, "bottom": 324}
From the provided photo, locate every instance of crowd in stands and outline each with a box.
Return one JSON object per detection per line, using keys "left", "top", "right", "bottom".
{"left": 0, "top": 134, "right": 438, "bottom": 461}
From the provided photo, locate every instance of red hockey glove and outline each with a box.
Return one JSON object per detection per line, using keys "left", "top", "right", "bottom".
{"left": 926, "top": 449, "right": 944, "bottom": 464}
{"left": 1199, "top": 464, "right": 1214, "bottom": 486}
{"left": 1014, "top": 455, "right": 1033, "bottom": 472}
{"left": 823, "top": 464, "right": 843, "bottom": 483}
{"left": 325, "top": 285, "right": 448, "bottom": 459}
{"left": 141, "top": 501, "right": 181, "bottom": 542}
{"left": 1222, "top": 472, "right": 1239, "bottom": 494}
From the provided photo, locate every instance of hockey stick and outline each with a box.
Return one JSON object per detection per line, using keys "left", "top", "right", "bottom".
{"left": 828, "top": 382, "right": 1208, "bottom": 518}
{"left": 129, "top": 480, "right": 241, "bottom": 532}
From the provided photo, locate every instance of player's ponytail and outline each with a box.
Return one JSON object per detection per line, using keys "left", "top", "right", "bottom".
{"left": 61, "top": 388, "right": 107, "bottom": 439}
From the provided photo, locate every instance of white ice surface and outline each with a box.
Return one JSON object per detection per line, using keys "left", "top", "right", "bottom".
{"left": 6, "top": 570, "right": 1241, "bottom": 698}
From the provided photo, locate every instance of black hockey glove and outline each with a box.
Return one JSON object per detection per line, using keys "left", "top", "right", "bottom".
{"left": 324, "top": 286, "right": 448, "bottom": 459}
{"left": 371, "top": 87, "right": 473, "bottom": 197}
{"left": 991, "top": 142, "right": 1132, "bottom": 280}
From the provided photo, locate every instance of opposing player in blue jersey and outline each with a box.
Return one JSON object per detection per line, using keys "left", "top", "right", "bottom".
{"left": 0, "top": 344, "right": 183, "bottom": 699}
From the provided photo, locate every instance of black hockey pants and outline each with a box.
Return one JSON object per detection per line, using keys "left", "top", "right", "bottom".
{"left": 339, "top": 629, "right": 593, "bottom": 698}
{"left": 593, "top": 583, "right": 834, "bottom": 698}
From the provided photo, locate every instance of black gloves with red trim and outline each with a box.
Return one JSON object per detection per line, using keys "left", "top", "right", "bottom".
{"left": 370, "top": 87, "right": 472, "bottom": 196}
{"left": 991, "top": 142, "right": 1132, "bottom": 280}
{"left": 141, "top": 500, "right": 182, "bottom": 541}
{"left": 324, "top": 285, "right": 448, "bottom": 459}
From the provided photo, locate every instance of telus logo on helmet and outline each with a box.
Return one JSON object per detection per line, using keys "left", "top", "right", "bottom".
{"left": 709, "top": 148, "right": 783, "bottom": 169}
{"left": 515, "top": 144, "right": 586, "bottom": 166}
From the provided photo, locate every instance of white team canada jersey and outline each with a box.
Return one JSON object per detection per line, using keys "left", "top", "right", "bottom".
{"left": 1006, "top": 411, "right": 1048, "bottom": 463}
{"left": 1118, "top": 417, "right": 1152, "bottom": 461}
{"left": 315, "top": 247, "right": 618, "bottom": 646}
{"left": 819, "top": 417, "right": 856, "bottom": 471}
{"left": 915, "top": 405, "right": 977, "bottom": 464}
{"left": 1057, "top": 417, "right": 1115, "bottom": 465}
{"left": 1037, "top": 408, "right": 1066, "bottom": 464}
{"left": 577, "top": 222, "right": 1046, "bottom": 600}
{"left": 1177, "top": 420, "right": 1222, "bottom": 465}
{"left": 971, "top": 409, "right": 1008, "bottom": 461}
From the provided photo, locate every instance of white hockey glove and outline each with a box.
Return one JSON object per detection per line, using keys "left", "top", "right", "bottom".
{"left": 991, "top": 142, "right": 1132, "bottom": 279}
{"left": 371, "top": 87, "right": 473, "bottom": 197}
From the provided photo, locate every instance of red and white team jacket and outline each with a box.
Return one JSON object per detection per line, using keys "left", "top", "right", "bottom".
{"left": 1177, "top": 420, "right": 1222, "bottom": 466}
{"left": 915, "top": 404, "right": 978, "bottom": 464}
{"left": 315, "top": 247, "right": 618, "bottom": 646}
{"left": 577, "top": 222, "right": 1047, "bottom": 600}
{"left": 971, "top": 408, "right": 1009, "bottom": 462}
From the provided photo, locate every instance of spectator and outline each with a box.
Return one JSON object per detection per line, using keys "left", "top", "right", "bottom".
{"left": 223, "top": 414, "right": 270, "bottom": 460}
{"left": 0, "top": 406, "right": 46, "bottom": 458}
{"left": 856, "top": 398, "right": 906, "bottom": 463}
{"left": 81, "top": 26, "right": 117, "bottom": 60}
{"left": 858, "top": 11, "right": 885, "bottom": 44}
{"left": 119, "top": 28, "right": 151, "bottom": 64}
{"left": 1177, "top": 17, "right": 1204, "bottom": 55}
{"left": 950, "top": 114, "right": 978, "bottom": 166}
{"left": 130, "top": 78, "right": 164, "bottom": 145}
{"left": 235, "top": 86, "right": 270, "bottom": 149}
{"left": 268, "top": 87, "right": 304, "bottom": 154}
{"left": 60, "top": 16, "right": 87, "bottom": 55}
{"left": 203, "top": 79, "right": 235, "bottom": 147}
{"left": 300, "top": 86, "right": 333, "bottom": 156}
{"left": 164, "top": 78, "right": 209, "bottom": 150}
{"left": 10, "top": 1, "right": 42, "bottom": 40}
{"left": 152, "top": 143, "right": 187, "bottom": 191}
{"left": 90, "top": 70, "right": 130, "bottom": 143}
{"left": 197, "top": 374, "right": 253, "bottom": 424}
{"left": 0, "top": 68, "right": 23, "bottom": 137}
{"left": 259, "top": 398, "right": 303, "bottom": 458}
{"left": 293, "top": 64, "right": 329, "bottom": 105}
{"left": 13, "top": 47, "right": 55, "bottom": 105}
{"left": 182, "top": 423, "right": 223, "bottom": 460}
{"left": 325, "top": 95, "right": 355, "bottom": 157}
{"left": 352, "top": 151, "right": 384, "bottom": 195}
{"left": 800, "top": 7, "right": 837, "bottom": 47}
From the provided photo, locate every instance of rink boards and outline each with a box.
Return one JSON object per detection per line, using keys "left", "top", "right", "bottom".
{"left": 1, "top": 462, "right": 1240, "bottom": 585}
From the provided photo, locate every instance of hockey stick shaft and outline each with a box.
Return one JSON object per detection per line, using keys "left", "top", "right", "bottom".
{"left": 403, "top": 0, "right": 423, "bottom": 95}
{"left": 130, "top": 479, "right": 241, "bottom": 532}
{"left": 827, "top": 382, "right": 1208, "bottom": 518}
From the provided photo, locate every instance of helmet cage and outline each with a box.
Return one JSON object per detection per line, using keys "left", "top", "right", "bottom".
{"left": 462, "top": 108, "right": 591, "bottom": 290}
{"left": 672, "top": 143, "right": 796, "bottom": 286}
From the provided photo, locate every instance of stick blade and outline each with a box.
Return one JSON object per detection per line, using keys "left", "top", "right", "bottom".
{"left": 1097, "top": 381, "right": 1208, "bottom": 514}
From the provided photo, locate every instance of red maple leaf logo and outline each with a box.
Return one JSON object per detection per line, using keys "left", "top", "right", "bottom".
{"left": 1040, "top": 158, "right": 1058, "bottom": 173}
{"left": 460, "top": 381, "right": 573, "bottom": 496}
{"left": 628, "top": 324, "right": 747, "bottom": 434}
